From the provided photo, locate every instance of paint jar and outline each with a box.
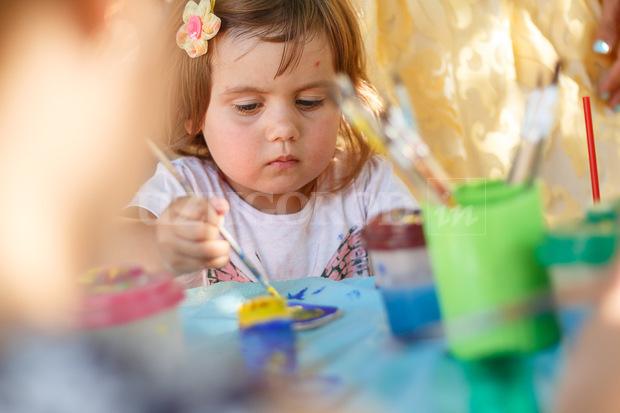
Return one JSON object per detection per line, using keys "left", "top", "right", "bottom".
{"left": 238, "top": 295, "right": 296, "bottom": 376}
{"left": 362, "top": 210, "right": 441, "bottom": 337}
{"left": 423, "top": 180, "right": 560, "bottom": 359}
{"left": 537, "top": 218, "right": 618, "bottom": 333}
{"left": 76, "top": 266, "right": 185, "bottom": 377}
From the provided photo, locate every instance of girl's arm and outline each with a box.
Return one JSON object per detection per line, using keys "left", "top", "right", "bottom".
{"left": 96, "top": 196, "right": 231, "bottom": 275}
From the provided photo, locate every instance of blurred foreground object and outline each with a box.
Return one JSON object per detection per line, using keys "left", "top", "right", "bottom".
{"left": 0, "top": 0, "right": 167, "bottom": 329}
{"left": 76, "top": 266, "right": 185, "bottom": 378}
{"left": 556, "top": 260, "right": 620, "bottom": 413}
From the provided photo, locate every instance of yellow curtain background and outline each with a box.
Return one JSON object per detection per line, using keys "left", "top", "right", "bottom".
{"left": 357, "top": 0, "right": 620, "bottom": 225}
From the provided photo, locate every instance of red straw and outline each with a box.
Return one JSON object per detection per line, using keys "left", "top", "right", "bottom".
{"left": 583, "top": 96, "right": 600, "bottom": 204}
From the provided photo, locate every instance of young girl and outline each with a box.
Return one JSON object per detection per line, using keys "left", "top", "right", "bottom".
{"left": 127, "top": 0, "right": 418, "bottom": 288}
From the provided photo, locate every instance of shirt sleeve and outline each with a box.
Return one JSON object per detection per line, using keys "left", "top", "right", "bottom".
{"left": 126, "top": 161, "right": 188, "bottom": 218}
{"left": 358, "top": 155, "right": 420, "bottom": 222}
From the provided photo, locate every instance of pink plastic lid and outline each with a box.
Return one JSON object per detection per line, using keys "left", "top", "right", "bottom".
{"left": 76, "top": 266, "right": 184, "bottom": 329}
{"left": 362, "top": 209, "right": 426, "bottom": 250}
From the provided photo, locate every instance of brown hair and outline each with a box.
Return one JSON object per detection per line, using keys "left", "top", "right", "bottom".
{"left": 165, "top": 0, "right": 380, "bottom": 191}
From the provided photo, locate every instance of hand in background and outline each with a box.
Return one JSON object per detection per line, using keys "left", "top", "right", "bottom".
{"left": 556, "top": 262, "right": 620, "bottom": 413}
{"left": 593, "top": 0, "right": 620, "bottom": 110}
{"left": 156, "top": 197, "right": 231, "bottom": 274}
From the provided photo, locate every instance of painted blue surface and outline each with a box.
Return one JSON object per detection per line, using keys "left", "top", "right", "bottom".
{"left": 380, "top": 285, "right": 440, "bottom": 336}
{"left": 181, "top": 277, "right": 574, "bottom": 413}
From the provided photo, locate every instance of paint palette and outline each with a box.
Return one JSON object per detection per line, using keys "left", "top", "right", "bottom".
{"left": 288, "top": 302, "right": 342, "bottom": 331}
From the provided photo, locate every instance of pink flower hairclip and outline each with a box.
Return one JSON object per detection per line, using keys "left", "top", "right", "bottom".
{"left": 176, "top": 0, "right": 221, "bottom": 58}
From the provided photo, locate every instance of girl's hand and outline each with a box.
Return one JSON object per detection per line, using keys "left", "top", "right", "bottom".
{"left": 593, "top": 0, "right": 620, "bottom": 110}
{"left": 156, "top": 196, "right": 231, "bottom": 274}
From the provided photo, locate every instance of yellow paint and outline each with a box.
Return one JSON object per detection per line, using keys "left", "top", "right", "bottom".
{"left": 238, "top": 295, "right": 290, "bottom": 328}
{"left": 266, "top": 285, "right": 283, "bottom": 299}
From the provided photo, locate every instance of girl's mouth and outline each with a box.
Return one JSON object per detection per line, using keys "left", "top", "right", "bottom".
{"left": 268, "top": 155, "right": 299, "bottom": 169}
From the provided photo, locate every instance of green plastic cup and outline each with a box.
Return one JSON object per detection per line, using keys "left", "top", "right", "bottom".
{"left": 423, "top": 180, "right": 560, "bottom": 359}
{"left": 462, "top": 355, "right": 539, "bottom": 413}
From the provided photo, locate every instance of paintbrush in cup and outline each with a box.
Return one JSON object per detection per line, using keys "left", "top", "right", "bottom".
{"left": 146, "top": 139, "right": 282, "bottom": 298}
{"left": 507, "top": 62, "right": 560, "bottom": 185}
{"left": 336, "top": 74, "right": 455, "bottom": 206}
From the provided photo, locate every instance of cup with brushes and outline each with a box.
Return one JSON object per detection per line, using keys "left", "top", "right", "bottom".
{"left": 337, "top": 66, "right": 564, "bottom": 359}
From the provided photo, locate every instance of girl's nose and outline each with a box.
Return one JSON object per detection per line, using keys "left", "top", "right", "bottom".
{"left": 265, "top": 106, "right": 300, "bottom": 142}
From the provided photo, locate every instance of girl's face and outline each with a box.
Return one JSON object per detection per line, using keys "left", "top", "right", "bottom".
{"left": 202, "top": 33, "right": 340, "bottom": 212}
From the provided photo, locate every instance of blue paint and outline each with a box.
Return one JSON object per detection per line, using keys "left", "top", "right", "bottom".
{"left": 288, "top": 301, "right": 341, "bottom": 330}
{"left": 377, "top": 263, "right": 387, "bottom": 276}
{"left": 337, "top": 234, "right": 344, "bottom": 241}
{"left": 311, "top": 286, "right": 326, "bottom": 295}
{"left": 287, "top": 287, "right": 308, "bottom": 300}
{"left": 346, "top": 290, "right": 361, "bottom": 299}
{"left": 380, "top": 285, "right": 440, "bottom": 337}
{"left": 240, "top": 319, "right": 296, "bottom": 375}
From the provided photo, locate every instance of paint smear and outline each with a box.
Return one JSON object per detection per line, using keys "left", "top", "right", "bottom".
{"left": 287, "top": 287, "right": 308, "bottom": 300}
{"left": 346, "top": 290, "right": 361, "bottom": 299}
{"left": 377, "top": 263, "right": 387, "bottom": 276}
{"left": 311, "top": 286, "right": 326, "bottom": 295}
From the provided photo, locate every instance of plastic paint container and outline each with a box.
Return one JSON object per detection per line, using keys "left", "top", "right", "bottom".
{"left": 362, "top": 210, "right": 441, "bottom": 337}
{"left": 238, "top": 295, "right": 296, "bottom": 376}
{"left": 423, "top": 181, "right": 560, "bottom": 359}
{"left": 76, "top": 266, "right": 185, "bottom": 376}
{"left": 537, "top": 219, "right": 618, "bottom": 333}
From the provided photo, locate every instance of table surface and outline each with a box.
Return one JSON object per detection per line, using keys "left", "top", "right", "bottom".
{"left": 180, "top": 277, "right": 579, "bottom": 413}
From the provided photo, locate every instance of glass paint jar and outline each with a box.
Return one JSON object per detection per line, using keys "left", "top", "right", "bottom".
{"left": 362, "top": 210, "right": 440, "bottom": 338}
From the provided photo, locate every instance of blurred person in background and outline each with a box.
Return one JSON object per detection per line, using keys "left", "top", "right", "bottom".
{"left": 0, "top": 1, "right": 181, "bottom": 412}
{"left": 0, "top": 0, "right": 164, "bottom": 330}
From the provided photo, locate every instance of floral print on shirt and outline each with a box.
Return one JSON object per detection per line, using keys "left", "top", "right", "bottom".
{"left": 319, "top": 226, "right": 368, "bottom": 280}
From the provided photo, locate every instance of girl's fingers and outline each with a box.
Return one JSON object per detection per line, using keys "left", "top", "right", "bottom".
{"left": 169, "top": 196, "right": 228, "bottom": 227}
{"left": 174, "top": 239, "right": 231, "bottom": 262}
{"left": 209, "top": 196, "right": 230, "bottom": 215}
{"left": 600, "top": 59, "right": 620, "bottom": 105}
{"left": 161, "top": 240, "right": 231, "bottom": 273}
{"left": 608, "top": 89, "right": 620, "bottom": 113}
{"left": 165, "top": 253, "right": 230, "bottom": 274}
{"left": 157, "top": 196, "right": 233, "bottom": 273}
{"left": 176, "top": 197, "right": 222, "bottom": 223}
{"left": 172, "top": 220, "right": 221, "bottom": 242}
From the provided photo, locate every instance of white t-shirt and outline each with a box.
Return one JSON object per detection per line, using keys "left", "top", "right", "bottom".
{"left": 129, "top": 155, "right": 418, "bottom": 288}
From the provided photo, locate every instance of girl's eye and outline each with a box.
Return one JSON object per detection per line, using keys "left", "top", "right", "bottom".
{"left": 234, "top": 103, "right": 262, "bottom": 114}
{"left": 297, "top": 99, "right": 324, "bottom": 110}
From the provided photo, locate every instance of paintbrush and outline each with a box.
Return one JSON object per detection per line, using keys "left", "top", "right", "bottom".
{"left": 392, "top": 73, "right": 416, "bottom": 130}
{"left": 335, "top": 81, "right": 434, "bottom": 201}
{"left": 384, "top": 104, "right": 456, "bottom": 206}
{"left": 146, "top": 139, "right": 282, "bottom": 298}
{"left": 507, "top": 62, "right": 560, "bottom": 185}
{"left": 389, "top": 74, "right": 455, "bottom": 198}
{"left": 336, "top": 74, "right": 455, "bottom": 207}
